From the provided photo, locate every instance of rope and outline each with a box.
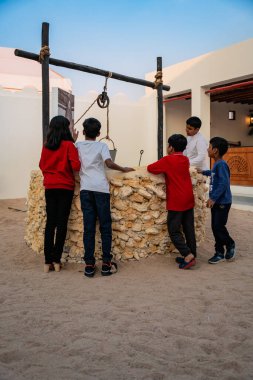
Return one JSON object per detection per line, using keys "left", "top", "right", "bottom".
{"left": 39, "top": 46, "right": 50, "bottom": 63}
{"left": 73, "top": 73, "right": 116, "bottom": 150}
{"left": 99, "top": 104, "right": 116, "bottom": 150}
{"left": 74, "top": 97, "right": 98, "bottom": 126}
{"left": 154, "top": 70, "right": 163, "bottom": 89}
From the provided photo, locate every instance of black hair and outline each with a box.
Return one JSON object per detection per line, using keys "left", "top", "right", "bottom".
{"left": 45, "top": 115, "right": 74, "bottom": 150}
{"left": 186, "top": 116, "right": 202, "bottom": 129}
{"left": 83, "top": 118, "right": 101, "bottom": 138}
{"left": 210, "top": 137, "right": 229, "bottom": 157}
{"left": 168, "top": 134, "right": 187, "bottom": 152}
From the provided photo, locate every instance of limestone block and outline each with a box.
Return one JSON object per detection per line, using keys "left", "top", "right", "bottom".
{"left": 138, "top": 189, "right": 152, "bottom": 199}
{"left": 113, "top": 200, "right": 128, "bottom": 211}
{"left": 111, "top": 212, "right": 123, "bottom": 221}
{"left": 117, "top": 232, "right": 129, "bottom": 242}
{"left": 118, "top": 185, "right": 133, "bottom": 199}
{"left": 132, "top": 223, "right": 142, "bottom": 232}
{"left": 132, "top": 203, "right": 148, "bottom": 212}
{"left": 129, "top": 193, "right": 144, "bottom": 203}
{"left": 145, "top": 227, "right": 160, "bottom": 235}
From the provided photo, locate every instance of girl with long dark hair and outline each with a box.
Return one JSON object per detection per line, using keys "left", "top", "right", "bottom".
{"left": 39, "top": 116, "right": 81, "bottom": 273}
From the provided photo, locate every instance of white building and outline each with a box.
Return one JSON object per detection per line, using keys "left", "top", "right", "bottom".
{"left": 1, "top": 40, "right": 253, "bottom": 202}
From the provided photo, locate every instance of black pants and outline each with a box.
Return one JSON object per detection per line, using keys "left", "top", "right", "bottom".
{"left": 211, "top": 203, "right": 234, "bottom": 255}
{"left": 44, "top": 189, "right": 74, "bottom": 264}
{"left": 167, "top": 208, "right": 196, "bottom": 258}
{"left": 80, "top": 190, "right": 112, "bottom": 265}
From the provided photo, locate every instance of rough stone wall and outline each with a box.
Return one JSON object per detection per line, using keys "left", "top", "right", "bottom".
{"left": 25, "top": 167, "right": 207, "bottom": 263}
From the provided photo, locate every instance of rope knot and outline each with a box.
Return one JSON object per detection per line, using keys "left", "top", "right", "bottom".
{"left": 39, "top": 46, "right": 50, "bottom": 63}
{"left": 154, "top": 70, "right": 163, "bottom": 89}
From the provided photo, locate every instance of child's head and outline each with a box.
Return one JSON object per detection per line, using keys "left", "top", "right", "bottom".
{"left": 83, "top": 118, "right": 101, "bottom": 139}
{"left": 186, "top": 116, "right": 202, "bottom": 137}
{"left": 167, "top": 134, "right": 187, "bottom": 153}
{"left": 45, "top": 115, "right": 73, "bottom": 150}
{"left": 208, "top": 137, "right": 228, "bottom": 158}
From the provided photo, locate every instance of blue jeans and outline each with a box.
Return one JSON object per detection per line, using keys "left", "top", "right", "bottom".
{"left": 80, "top": 190, "right": 112, "bottom": 265}
{"left": 211, "top": 203, "right": 234, "bottom": 254}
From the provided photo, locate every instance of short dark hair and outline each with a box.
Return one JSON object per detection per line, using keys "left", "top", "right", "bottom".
{"left": 186, "top": 116, "right": 202, "bottom": 129}
{"left": 168, "top": 134, "right": 187, "bottom": 152}
{"left": 210, "top": 137, "right": 228, "bottom": 157}
{"left": 45, "top": 115, "right": 73, "bottom": 150}
{"left": 83, "top": 118, "right": 101, "bottom": 138}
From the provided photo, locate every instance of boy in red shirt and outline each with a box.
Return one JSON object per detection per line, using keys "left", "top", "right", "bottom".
{"left": 147, "top": 134, "right": 196, "bottom": 269}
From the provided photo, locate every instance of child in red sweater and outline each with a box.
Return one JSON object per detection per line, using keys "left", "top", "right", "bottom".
{"left": 39, "top": 116, "right": 81, "bottom": 273}
{"left": 147, "top": 134, "right": 196, "bottom": 269}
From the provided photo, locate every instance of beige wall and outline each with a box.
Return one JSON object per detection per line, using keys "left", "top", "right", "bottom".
{"left": 0, "top": 88, "right": 42, "bottom": 199}
{"left": 165, "top": 99, "right": 191, "bottom": 140}
{"left": 74, "top": 93, "right": 158, "bottom": 167}
{"left": 0, "top": 88, "right": 157, "bottom": 199}
{"left": 211, "top": 102, "right": 252, "bottom": 146}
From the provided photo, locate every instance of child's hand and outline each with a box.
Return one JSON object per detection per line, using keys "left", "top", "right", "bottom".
{"left": 72, "top": 128, "right": 79, "bottom": 142}
{"left": 206, "top": 198, "right": 215, "bottom": 208}
{"left": 122, "top": 167, "right": 135, "bottom": 173}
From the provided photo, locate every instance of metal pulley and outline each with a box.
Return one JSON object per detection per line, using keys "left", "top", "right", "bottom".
{"left": 97, "top": 74, "right": 111, "bottom": 108}
{"left": 97, "top": 92, "right": 110, "bottom": 108}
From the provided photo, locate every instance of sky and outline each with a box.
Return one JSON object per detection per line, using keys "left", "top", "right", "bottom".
{"left": 0, "top": 0, "right": 253, "bottom": 100}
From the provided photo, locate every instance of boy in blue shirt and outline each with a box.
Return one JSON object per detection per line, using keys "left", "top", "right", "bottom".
{"left": 200, "top": 137, "right": 235, "bottom": 264}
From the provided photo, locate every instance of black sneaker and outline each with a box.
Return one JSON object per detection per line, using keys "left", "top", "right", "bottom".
{"left": 84, "top": 264, "right": 96, "bottom": 278}
{"left": 225, "top": 244, "right": 236, "bottom": 261}
{"left": 208, "top": 253, "right": 225, "bottom": 264}
{"left": 101, "top": 261, "right": 118, "bottom": 276}
{"left": 175, "top": 256, "right": 185, "bottom": 264}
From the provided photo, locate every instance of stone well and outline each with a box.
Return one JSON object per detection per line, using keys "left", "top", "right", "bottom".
{"left": 25, "top": 167, "right": 207, "bottom": 263}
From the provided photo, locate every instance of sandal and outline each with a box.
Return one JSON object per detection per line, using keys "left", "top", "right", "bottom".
{"left": 101, "top": 261, "right": 118, "bottom": 276}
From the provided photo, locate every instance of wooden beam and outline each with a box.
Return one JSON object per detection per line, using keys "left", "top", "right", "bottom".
{"left": 14, "top": 49, "right": 171, "bottom": 92}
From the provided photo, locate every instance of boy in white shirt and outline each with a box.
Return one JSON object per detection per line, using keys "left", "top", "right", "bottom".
{"left": 76, "top": 118, "right": 134, "bottom": 278}
{"left": 184, "top": 116, "right": 208, "bottom": 170}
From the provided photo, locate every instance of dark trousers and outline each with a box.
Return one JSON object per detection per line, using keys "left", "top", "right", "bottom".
{"left": 167, "top": 208, "right": 196, "bottom": 258}
{"left": 80, "top": 190, "right": 112, "bottom": 265}
{"left": 44, "top": 189, "right": 74, "bottom": 264}
{"left": 211, "top": 203, "right": 234, "bottom": 254}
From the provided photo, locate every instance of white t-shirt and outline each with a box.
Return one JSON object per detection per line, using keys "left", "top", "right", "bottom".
{"left": 76, "top": 141, "right": 111, "bottom": 193}
{"left": 184, "top": 132, "right": 208, "bottom": 170}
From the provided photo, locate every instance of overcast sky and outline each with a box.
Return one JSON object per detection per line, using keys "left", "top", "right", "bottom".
{"left": 0, "top": 0, "right": 253, "bottom": 99}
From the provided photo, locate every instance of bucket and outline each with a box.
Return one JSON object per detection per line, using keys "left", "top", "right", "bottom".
{"left": 109, "top": 149, "right": 117, "bottom": 162}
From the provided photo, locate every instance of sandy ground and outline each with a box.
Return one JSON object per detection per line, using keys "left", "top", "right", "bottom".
{"left": 0, "top": 199, "right": 253, "bottom": 380}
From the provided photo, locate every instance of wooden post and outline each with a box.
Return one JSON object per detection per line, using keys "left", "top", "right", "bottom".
{"left": 41, "top": 22, "right": 50, "bottom": 144}
{"left": 157, "top": 57, "right": 163, "bottom": 159}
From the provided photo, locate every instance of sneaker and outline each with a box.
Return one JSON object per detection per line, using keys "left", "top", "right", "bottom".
{"left": 225, "top": 244, "right": 236, "bottom": 261}
{"left": 179, "top": 258, "right": 196, "bottom": 269}
{"left": 208, "top": 253, "right": 225, "bottom": 264}
{"left": 84, "top": 264, "right": 96, "bottom": 278}
{"left": 175, "top": 256, "right": 185, "bottom": 264}
{"left": 101, "top": 261, "right": 118, "bottom": 276}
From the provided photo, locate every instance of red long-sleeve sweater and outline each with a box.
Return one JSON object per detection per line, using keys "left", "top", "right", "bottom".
{"left": 39, "top": 141, "right": 81, "bottom": 190}
{"left": 147, "top": 153, "right": 194, "bottom": 211}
